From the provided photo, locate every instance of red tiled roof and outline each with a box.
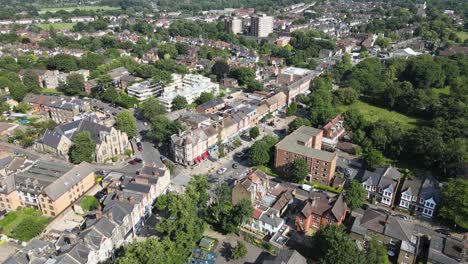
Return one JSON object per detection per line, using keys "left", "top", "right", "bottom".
{"left": 253, "top": 207, "right": 263, "bottom": 220}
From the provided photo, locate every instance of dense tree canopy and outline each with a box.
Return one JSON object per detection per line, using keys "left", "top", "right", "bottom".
{"left": 345, "top": 180, "right": 367, "bottom": 210}
{"left": 114, "top": 110, "right": 138, "bottom": 138}
{"left": 69, "top": 131, "right": 96, "bottom": 164}
{"left": 439, "top": 178, "right": 468, "bottom": 230}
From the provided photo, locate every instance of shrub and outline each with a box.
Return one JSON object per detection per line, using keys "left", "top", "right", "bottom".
{"left": 80, "top": 195, "right": 99, "bottom": 212}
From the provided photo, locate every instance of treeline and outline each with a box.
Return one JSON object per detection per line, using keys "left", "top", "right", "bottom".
{"left": 156, "top": 0, "right": 313, "bottom": 13}
{"left": 339, "top": 55, "right": 467, "bottom": 178}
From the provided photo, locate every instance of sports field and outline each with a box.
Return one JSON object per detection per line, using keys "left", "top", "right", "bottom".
{"left": 39, "top": 5, "right": 119, "bottom": 14}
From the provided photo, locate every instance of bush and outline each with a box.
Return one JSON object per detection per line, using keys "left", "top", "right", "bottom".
{"left": 231, "top": 241, "right": 247, "bottom": 260}
{"left": 12, "top": 218, "right": 47, "bottom": 241}
{"left": 124, "top": 149, "right": 133, "bottom": 157}
{"left": 80, "top": 195, "right": 99, "bottom": 211}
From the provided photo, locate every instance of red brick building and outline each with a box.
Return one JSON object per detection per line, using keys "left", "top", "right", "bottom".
{"left": 295, "top": 192, "right": 347, "bottom": 232}
{"left": 274, "top": 126, "right": 337, "bottom": 185}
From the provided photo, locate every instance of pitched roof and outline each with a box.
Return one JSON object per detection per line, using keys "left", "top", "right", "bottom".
{"left": 40, "top": 129, "right": 65, "bottom": 149}
{"left": 55, "top": 119, "right": 112, "bottom": 144}
{"left": 263, "top": 249, "right": 308, "bottom": 264}
{"left": 298, "top": 192, "right": 347, "bottom": 221}
{"left": 359, "top": 209, "right": 415, "bottom": 242}
{"left": 43, "top": 162, "right": 94, "bottom": 200}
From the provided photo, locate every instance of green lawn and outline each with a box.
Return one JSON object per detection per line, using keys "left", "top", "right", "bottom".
{"left": 456, "top": 31, "right": 468, "bottom": 42}
{"left": 338, "top": 100, "right": 421, "bottom": 129}
{"left": 40, "top": 88, "right": 64, "bottom": 95}
{"left": 0, "top": 208, "right": 50, "bottom": 241}
{"left": 39, "top": 5, "right": 119, "bottom": 14}
{"left": 255, "top": 165, "right": 279, "bottom": 177}
{"left": 38, "top": 23, "right": 76, "bottom": 30}
{"left": 433, "top": 86, "right": 450, "bottom": 96}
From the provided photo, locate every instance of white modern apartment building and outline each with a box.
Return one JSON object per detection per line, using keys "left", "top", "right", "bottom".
{"left": 127, "top": 80, "right": 163, "bottom": 102}
{"left": 251, "top": 14, "right": 274, "bottom": 38}
{"left": 225, "top": 17, "right": 243, "bottom": 34}
{"left": 158, "top": 74, "right": 219, "bottom": 111}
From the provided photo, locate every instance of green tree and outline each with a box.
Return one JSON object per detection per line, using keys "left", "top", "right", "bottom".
{"left": 12, "top": 217, "right": 47, "bottom": 242}
{"left": 147, "top": 116, "right": 184, "bottom": 144}
{"left": 249, "top": 127, "right": 260, "bottom": 139}
{"left": 47, "top": 54, "right": 78, "bottom": 72}
{"left": 80, "top": 195, "right": 99, "bottom": 212}
{"left": 439, "top": 178, "right": 468, "bottom": 230}
{"left": 211, "top": 60, "right": 230, "bottom": 81}
{"left": 140, "top": 97, "right": 167, "bottom": 122}
{"left": 69, "top": 131, "right": 96, "bottom": 164}
{"left": 228, "top": 67, "right": 255, "bottom": 86}
{"left": 195, "top": 92, "right": 215, "bottom": 105}
{"left": 13, "top": 102, "right": 31, "bottom": 113}
{"left": 288, "top": 117, "right": 311, "bottom": 133}
{"left": 59, "top": 73, "right": 84, "bottom": 96}
{"left": 152, "top": 69, "right": 173, "bottom": 85}
{"left": 231, "top": 241, "right": 247, "bottom": 260}
{"left": 314, "top": 225, "right": 366, "bottom": 264}
{"left": 250, "top": 141, "right": 270, "bottom": 165}
{"left": 116, "top": 94, "right": 138, "bottom": 109}
{"left": 101, "top": 88, "right": 120, "bottom": 103}
{"left": 115, "top": 110, "right": 138, "bottom": 138}
{"left": 363, "top": 148, "right": 385, "bottom": 171}
{"left": 366, "top": 238, "right": 389, "bottom": 264}
{"left": 346, "top": 180, "right": 367, "bottom": 210}
{"left": 21, "top": 70, "right": 41, "bottom": 93}
{"left": 171, "top": 95, "right": 188, "bottom": 111}
{"left": 79, "top": 53, "right": 105, "bottom": 70}
{"left": 334, "top": 88, "right": 359, "bottom": 105}
{"left": 290, "top": 158, "right": 309, "bottom": 183}
{"left": 245, "top": 80, "right": 264, "bottom": 93}
{"left": 286, "top": 102, "right": 298, "bottom": 116}
{"left": 375, "top": 37, "right": 391, "bottom": 48}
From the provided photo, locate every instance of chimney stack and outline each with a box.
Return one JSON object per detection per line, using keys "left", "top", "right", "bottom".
{"left": 117, "top": 194, "right": 124, "bottom": 201}
{"left": 95, "top": 210, "right": 102, "bottom": 219}
{"left": 107, "top": 212, "right": 113, "bottom": 222}
{"left": 128, "top": 196, "right": 135, "bottom": 204}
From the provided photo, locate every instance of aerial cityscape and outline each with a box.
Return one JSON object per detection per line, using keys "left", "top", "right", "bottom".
{"left": 0, "top": 0, "right": 466, "bottom": 263}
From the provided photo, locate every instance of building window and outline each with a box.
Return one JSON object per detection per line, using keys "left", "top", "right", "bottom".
{"left": 51, "top": 212, "right": 55, "bottom": 216}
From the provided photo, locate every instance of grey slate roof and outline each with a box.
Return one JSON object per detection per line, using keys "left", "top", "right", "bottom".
{"left": 358, "top": 209, "right": 415, "bottom": 242}
{"left": 198, "top": 98, "right": 224, "bottom": 110}
{"left": 275, "top": 125, "right": 337, "bottom": 162}
{"left": 259, "top": 208, "right": 283, "bottom": 228}
{"left": 54, "top": 119, "right": 112, "bottom": 144}
{"left": 43, "top": 162, "right": 94, "bottom": 200}
{"left": 263, "top": 249, "right": 308, "bottom": 264}
{"left": 103, "top": 200, "right": 134, "bottom": 225}
{"left": 359, "top": 166, "right": 400, "bottom": 191}
{"left": 40, "top": 129, "right": 64, "bottom": 149}
{"left": 428, "top": 236, "right": 466, "bottom": 264}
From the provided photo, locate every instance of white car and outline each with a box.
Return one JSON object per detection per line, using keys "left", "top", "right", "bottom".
{"left": 143, "top": 122, "right": 148, "bottom": 126}
{"left": 217, "top": 168, "right": 227, "bottom": 174}
{"left": 136, "top": 137, "right": 141, "bottom": 143}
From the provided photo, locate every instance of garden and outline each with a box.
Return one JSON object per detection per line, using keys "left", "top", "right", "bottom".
{"left": 0, "top": 208, "right": 50, "bottom": 241}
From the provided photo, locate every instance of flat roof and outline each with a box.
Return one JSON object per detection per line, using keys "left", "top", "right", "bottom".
{"left": 275, "top": 126, "right": 336, "bottom": 162}
{"left": 281, "top": 67, "right": 313, "bottom": 76}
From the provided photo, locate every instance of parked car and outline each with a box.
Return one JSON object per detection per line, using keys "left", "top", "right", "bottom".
{"left": 235, "top": 152, "right": 246, "bottom": 158}
{"left": 217, "top": 168, "right": 227, "bottom": 174}
{"left": 435, "top": 229, "right": 451, "bottom": 236}
{"left": 137, "top": 142, "right": 143, "bottom": 151}
{"left": 160, "top": 155, "right": 168, "bottom": 161}
{"left": 393, "top": 214, "right": 408, "bottom": 220}
{"left": 144, "top": 122, "right": 148, "bottom": 126}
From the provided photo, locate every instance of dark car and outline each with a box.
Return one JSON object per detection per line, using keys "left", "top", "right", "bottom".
{"left": 160, "top": 155, "right": 168, "bottom": 161}
{"left": 393, "top": 214, "right": 408, "bottom": 220}
{"left": 137, "top": 142, "right": 143, "bottom": 151}
{"left": 134, "top": 158, "right": 143, "bottom": 163}
{"left": 435, "top": 229, "right": 451, "bottom": 236}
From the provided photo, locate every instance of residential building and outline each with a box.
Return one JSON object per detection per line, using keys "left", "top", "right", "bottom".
{"left": 249, "top": 206, "right": 285, "bottom": 235}
{"left": 170, "top": 126, "right": 217, "bottom": 166}
{"left": 251, "top": 14, "right": 274, "bottom": 38}
{"left": 277, "top": 67, "right": 316, "bottom": 104}
{"left": 398, "top": 176, "right": 440, "bottom": 218}
{"left": 12, "top": 161, "right": 95, "bottom": 217}
{"left": 276, "top": 36, "right": 292, "bottom": 47}
{"left": 34, "top": 119, "right": 130, "bottom": 163}
{"left": 350, "top": 208, "right": 418, "bottom": 264}
{"left": 428, "top": 235, "right": 467, "bottom": 264}
{"left": 358, "top": 166, "right": 401, "bottom": 207}
{"left": 23, "top": 94, "right": 91, "bottom": 124}
{"left": 295, "top": 192, "right": 347, "bottom": 232}
{"left": 274, "top": 126, "right": 338, "bottom": 185}
{"left": 232, "top": 169, "right": 271, "bottom": 205}
{"left": 158, "top": 74, "right": 219, "bottom": 112}
{"left": 262, "top": 92, "right": 287, "bottom": 114}
{"left": 127, "top": 80, "right": 163, "bottom": 102}
{"left": 196, "top": 98, "right": 225, "bottom": 114}
{"left": 18, "top": 69, "right": 59, "bottom": 89}
{"left": 225, "top": 17, "right": 243, "bottom": 34}
{"left": 321, "top": 115, "right": 345, "bottom": 150}
{"left": 263, "top": 249, "right": 307, "bottom": 264}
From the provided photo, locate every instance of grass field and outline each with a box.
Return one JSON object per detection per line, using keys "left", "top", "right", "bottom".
{"left": 433, "top": 86, "right": 450, "bottom": 96}
{"left": 456, "top": 31, "right": 468, "bottom": 42}
{"left": 0, "top": 208, "right": 50, "bottom": 240}
{"left": 39, "top": 5, "right": 119, "bottom": 14}
{"left": 38, "top": 23, "right": 76, "bottom": 30}
{"left": 338, "top": 100, "right": 421, "bottom": 129}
